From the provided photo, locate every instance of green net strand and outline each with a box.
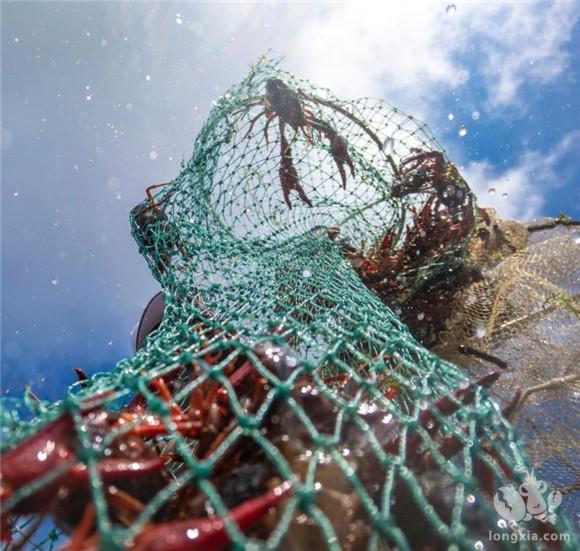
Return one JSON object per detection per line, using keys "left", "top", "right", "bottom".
{"left": 1, "top": 57, "right": 577, "bottom": 550}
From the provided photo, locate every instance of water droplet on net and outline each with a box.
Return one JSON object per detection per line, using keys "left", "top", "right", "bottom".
{"left": 302, "top": 268, "right": 312, "bottom": 278}
{"left": 474, "top": 325, "right": 486, "bottom": 339}
{"left": 149, "top": 150, "right": 158, "bottom": 160}
{"left": 488, "top": 187, "right": 496, "bottom": 195}
{"left": 51, "top": 278, "right": 58, "bottom": 286}
{"left": 145, "top": 74, "right": 151, "bottom": 82}
{"left": 382, "top": 137, "right": 394, "bottom": 154}
{"left": 446, "top": 4, "right": 457, "bottom": 16}
{"left": 176, "top": 14, "right": 183, "bottom": 25}
{"left": 448, "top": 113, "right": 454, "bottom": 121}
{"left": 571, "top": 230, "right": 580, "bottom": 245}
{"left": 471, "top": 110, "right": 480, "bottom": 121}
{"left": 458, "top": 125, "right": 468, "bottom": 138}
{"left": 502, "top": 192, "right": 508, "bottom": 198}
{"left": 85, "top": 95, "right": 92, "bottom": 101}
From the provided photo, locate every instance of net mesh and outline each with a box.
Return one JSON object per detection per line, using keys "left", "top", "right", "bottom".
{"left": 1, "top": 57, "right": 577, "bottom": 550}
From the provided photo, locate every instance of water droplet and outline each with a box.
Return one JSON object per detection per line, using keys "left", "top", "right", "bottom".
{"left": 186, "top": 528, "right": 199, "bottom": 540}
{"left": 125, "top": 103, "right": 133, "bottom": 111}
{"left": 417, "top": 312, "right": 425, "bottom": 321}
{"left": 51, "top": 278, "right": 58, "bottom": 286}
{"left": 571, "top": 230, "right": 580, "bottom": 245}
{"left": 14, "top": 38, "right": 19, "bottom": 43}
{"left": 488, "top": 187, "right": 496, "bottom": 195}
{"left": 458, "top": 125, "right": 468, "bottom": 138}
{"left": 466, "top": 494, "right": 476, "bottom": 504}
{"left": 381, "top": 414, "right": 393, "bottom": 424}
{"left": 446, "top": 4, "right": 457, "bottom": 16}
{"left": 302, "top": 268, "right": 312, "bottom": 278}
{"left": 471, "top": 110, "right": 480, "bottom": 121}
{"left": 85, "top": 85, "right": 91, "bottom": 91}
{"left": 382, "top": 137, "right": 394, "bottom": 154}
{"left": 175, "top": 14, "right": 183, "bottom": 25}
{"left": 474, "top": 541, "right": 485, "bottom": 550}
{"left": 502, "top": 192, "right": 508, "bottom": 198}
{"left": 107, "top": 176, "right": 121, "bottom": 190}
{"left": 107, "top": 340, "right": 113, "bottom": 346}
{"left": 85, "top": 95, "right": 92, "bottom": 101}
{"left": 149, "top": 150, "right": 158, "bottom": 160}
{"left": 145, "top": 74, "right": 151, "bottom": 81}
{"left": 448, "top": 113, "right": 455, "bottom": 121}
{"left": 474, "top": 325, "right": 486, "bottom": 339}
{"left": 497, "top": 519, "right": 507, "bottom": 529}
{"left": 13, "top": 192, "right": 19, "bottom": 197}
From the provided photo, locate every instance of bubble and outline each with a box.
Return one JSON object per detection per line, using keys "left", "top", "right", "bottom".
{"left": 149, "top": 150, "right": 158, "bottom": 160}
{"left": 458, "top": 125, "right": 468, "bottom": 138}
{"left": 471, "top": 110, "right": 480, "bottom": 121}
{"left": 571, "top": 230, "right": 580, "bottom": 245}
{"left": 448, "top": 113, "right": 454, "bottom": 121}
{"left": 488, "top": 187, "right": 496, "bottom": 195}
{"left": 382, "top": 137, "right": 394, "bottom": 154}
{"left": 446, "top": 4, "right": 457, "bottom": 16}
{"left": 107, "top": 176, "right": 121, "bottom": 190}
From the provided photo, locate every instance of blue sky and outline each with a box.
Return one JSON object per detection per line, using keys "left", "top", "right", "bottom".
{"left": 2, "top": 1, "right": 579, "bottom": 402}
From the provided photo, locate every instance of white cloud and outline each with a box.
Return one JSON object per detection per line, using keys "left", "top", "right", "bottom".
{"left": 466, "top": 2, "right": 578, "bottom": 109}
{"left": 462, "top": 131, "right": 580, "bottom": 220}
{"left": 279, "top": 2, "right": 579, "bottom": 114}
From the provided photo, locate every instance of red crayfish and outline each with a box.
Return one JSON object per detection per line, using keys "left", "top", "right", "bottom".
{"left": 392, "top": 149, "right": 471, "bottom": 209}
{"left": 244, "top": 78, "right": 355, "bottom": 208}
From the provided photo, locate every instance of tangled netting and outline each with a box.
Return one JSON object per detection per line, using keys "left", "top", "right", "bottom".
{"left": 1, "top": 58, "right": 577, "bottom": 550}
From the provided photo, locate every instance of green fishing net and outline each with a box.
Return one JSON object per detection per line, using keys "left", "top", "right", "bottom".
{"left": 1, "top": 57, "right": 577, "bottom": 550}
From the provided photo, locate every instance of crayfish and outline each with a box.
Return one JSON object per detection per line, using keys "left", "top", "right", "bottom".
{"left": 392, "top": 149, "right": 471, "bottom": 209}
{"left": 0, "top": 331, "right": 294, "bottom": 550}
{"left": 243, "top": 78, "right": 355, "bottom": 208}
{"left": 349, "top": 193, "right": 477, "bottom": 346}
{"left": 131, "top": 183, "right": 183, "bottom": 277}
